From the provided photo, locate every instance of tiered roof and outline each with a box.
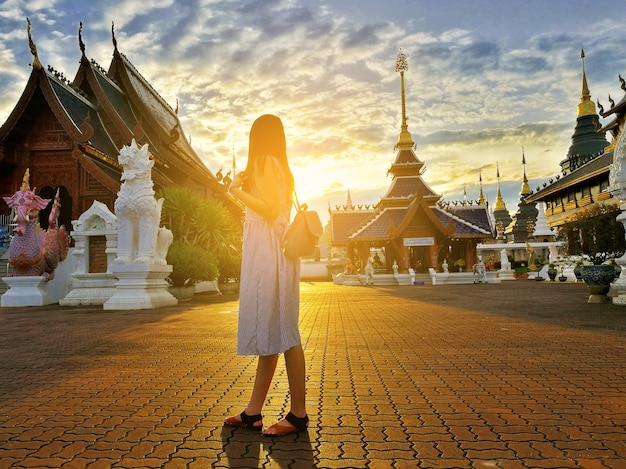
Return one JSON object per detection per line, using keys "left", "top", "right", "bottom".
{"left": 0, "top": 21, "right": 237, "bottom": 213}
{"left": 330, "top": 49, "right": 492, "bottom": 246}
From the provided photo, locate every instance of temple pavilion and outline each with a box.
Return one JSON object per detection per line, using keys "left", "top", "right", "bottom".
{"left": 0, "top": 20, "right": 239, "bottom": 231}
{"left": 329, "top": 50, "right": 494, "bottom": 273}
{"left": 525, "top": 49, "right": 618, "bottom": 225}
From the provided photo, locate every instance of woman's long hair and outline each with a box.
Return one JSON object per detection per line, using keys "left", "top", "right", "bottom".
{"left": 244, "top": 114, "right": 295, "bottom": 199}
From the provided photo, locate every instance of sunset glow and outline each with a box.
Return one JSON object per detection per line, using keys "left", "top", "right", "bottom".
{"left": 1, "top": 1, "right": 625, "bottom": 223}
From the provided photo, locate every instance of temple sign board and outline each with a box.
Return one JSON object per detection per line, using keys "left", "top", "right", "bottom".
{"left": 403, "top": 237, "right": 435, "bottom": 246}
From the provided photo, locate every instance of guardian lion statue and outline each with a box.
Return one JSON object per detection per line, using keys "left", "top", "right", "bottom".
{"left": 114, "top": 139, "right": 172, "bottom": 264}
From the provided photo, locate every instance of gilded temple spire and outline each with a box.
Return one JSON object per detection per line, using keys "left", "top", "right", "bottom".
{"left": 478, "top": 169, "right": 486, "bottom": 205}
{"left": 578, "top": 48, "right": 597, "bottom": 117}
{"left": 395, "top": 48, "right": 415, "bottom": 150}
{"left": 494, "top": 162, "right": 506, "bottom": 210}
{"left": 520, "top": 148, "right": 531, "bottom": 195}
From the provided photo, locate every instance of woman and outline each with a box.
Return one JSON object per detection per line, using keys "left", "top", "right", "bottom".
{"left": 224, "top": 114, "right": 308, "bottom": 437}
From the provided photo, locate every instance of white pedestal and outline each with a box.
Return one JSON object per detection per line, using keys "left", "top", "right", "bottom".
{"left": 59, "top": 273, "right": 117, "bottom": 306}
{"left": 610, "top": 277, "right": 626, "bottom": 305}
{"left": 498, "top": 269, "right": 516, "bottom": 281}
{"left": 1, "top": 276, "right": 53, "bottom": 307}
{"left": 103, "top": 264, "right": 177, "bottom": 310}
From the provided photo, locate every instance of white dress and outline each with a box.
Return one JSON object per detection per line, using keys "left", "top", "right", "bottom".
{"left": 237, "top": 160, "right": 301, "bottom": 356}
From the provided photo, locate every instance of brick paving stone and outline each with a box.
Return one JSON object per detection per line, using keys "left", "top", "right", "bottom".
{"left": 1, "top": 282, "right": 626, "bottom": 467}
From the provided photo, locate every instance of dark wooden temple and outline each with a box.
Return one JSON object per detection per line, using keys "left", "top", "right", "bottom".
{"left": 0, "top": 21, "right": 238, "bottom": 231}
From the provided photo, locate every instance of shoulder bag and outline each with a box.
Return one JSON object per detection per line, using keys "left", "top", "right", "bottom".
{"left": 282, "top": 191, "right": 323, "bottom": 260}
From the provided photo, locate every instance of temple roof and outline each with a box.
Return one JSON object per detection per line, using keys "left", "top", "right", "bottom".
{"left": 0, "top": 21, "right": 237, "bottom": 211}
{"left": 381, "top": 175, "right": 440, "bottom": 201}
{"left": 431, "top": 206, "right": 492, "bottom": 238}
{"left": 330, "top": 210, "right": 377, "bottom": 244}
{"left": 350, "top": 208, "right": 407, "bottom": 241}
{"left": 526, "top": 150, "right": 613, "bottom": 202}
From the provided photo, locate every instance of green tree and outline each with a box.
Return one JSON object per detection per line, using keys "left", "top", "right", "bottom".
{"left": 557, "top": 204, "right": 626, "bottom": 264}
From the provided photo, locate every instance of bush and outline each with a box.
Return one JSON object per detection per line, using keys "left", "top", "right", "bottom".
{"left": 166, "top": 241, "right": 218, "bottom": 287}
{"left": 157, "top": 187, "right": 242, "bottom": 285}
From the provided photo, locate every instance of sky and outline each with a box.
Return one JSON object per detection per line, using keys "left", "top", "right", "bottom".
{"left": 2, "top": 0, "right": 626, "bottom": 224}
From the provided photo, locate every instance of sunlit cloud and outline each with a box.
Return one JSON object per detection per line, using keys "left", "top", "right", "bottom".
{"left": 1, "top": 0, "right": 626, "bottom": 224}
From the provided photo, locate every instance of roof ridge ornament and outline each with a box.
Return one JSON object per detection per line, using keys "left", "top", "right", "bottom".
{"left": 112, "top": 21, "right": 118, "bottom": 50}
{"left": 26, "top": 18, "right": 43, "bottom": 70}
{"left": 79, "top": 22, "right": 86, "bottom": 56}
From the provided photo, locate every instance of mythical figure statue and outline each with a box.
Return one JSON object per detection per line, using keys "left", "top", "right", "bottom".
{"left": 114, "top": 139, "right": 172, "bottom": 264}
{"left": 3, "top": 169, "right": 69, "bottom": 279}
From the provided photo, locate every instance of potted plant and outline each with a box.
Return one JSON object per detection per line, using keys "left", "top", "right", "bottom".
{"left": 558, "top": 205, "right": 626, "bottom": 302}
{"left": 573, "top": 260, "right": 583, "bottom": 281}
{"left": 547, "top": 263, "right": 557, "bottom": 281}
{"left": 514, "top": 265, "right": 530, "bottom": 279}
{"left": 454, "top": 259, "right": 465, "bottom": 272}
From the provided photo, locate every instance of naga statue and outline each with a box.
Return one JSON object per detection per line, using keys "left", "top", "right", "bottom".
{"left": 114, "top": 139, "right": 172, "bottom": 265}
{"left": 2, "top": 169, "right": 69, "bottom": 279}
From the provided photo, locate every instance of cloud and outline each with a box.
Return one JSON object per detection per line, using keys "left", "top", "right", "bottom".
{"left": 1, "top": 0, "right": 626, "bottom": 226}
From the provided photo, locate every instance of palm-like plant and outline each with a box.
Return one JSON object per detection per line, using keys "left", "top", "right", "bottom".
{"left": 157, "top": 186, "right": 242, "bottom": 286}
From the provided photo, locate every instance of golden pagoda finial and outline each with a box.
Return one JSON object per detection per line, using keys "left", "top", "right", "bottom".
{"left": 494, "top": 162, "right": 506, "bottom": 210}
{"left": 26, "top": 18, "right": 42, "bottom": 70}
{"left": 478, "top": 169, "right": 486, "bottom": 205}
{"left": 521, "top": 147, "right": 531, "bottom": 195}
{"left": 395, "top": 48, "right": 415, "bottom": 150}
{"left": 21, "top": 168, "right": 31, "bottom": 191}
{"left": 578, "top": 47, "right": 596, "bottom": 117}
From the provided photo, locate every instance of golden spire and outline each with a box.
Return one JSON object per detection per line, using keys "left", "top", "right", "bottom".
{"left": 494, "top": 162, "right": 506, "bottom": 210}
{"left": 478, "top": 169, "right": 486, "bottom": 205}
{"left": 577, "top": 48, "right": 596, "bottom": 117}
{"left": 26, "top": 18, "right": 42, "bottom": 70}
{"left": 520, "top": 148, "right": 531, "bottom": 195}
{"left": 21, "top": 169, "right": 31, "bottom": 191}
{"left": 395, "top": 49, "right": 415, "bottom": 150}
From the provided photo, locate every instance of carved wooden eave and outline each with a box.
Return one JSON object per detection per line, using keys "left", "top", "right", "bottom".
{"left": 107, "top": 49, "right": 222, "bottom": 191}
{"left": 0, "top": 66, "right": 95, "bottom": 145}
{"left": 72, "top": 148, "right": 122, "bottom": 195}
{"left": 38, "top": 69, "right": 95, "bottom": 143}
{"left": 74, "top": 54, "right": 135, "bottom": 145}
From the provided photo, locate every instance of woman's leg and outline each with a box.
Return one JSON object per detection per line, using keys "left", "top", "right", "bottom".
{"left": 284, "top": 344, "right": 307, "bottom": 417}
{"left": 245, "top": 354, "right": 279, "bottom": 416}
{"left": 262, "top": 344, "right": 307, "bottom": 435}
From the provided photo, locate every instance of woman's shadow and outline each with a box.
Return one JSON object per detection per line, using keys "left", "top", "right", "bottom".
{"left": 221, "top": 425, "right": 316, "bottom": 468}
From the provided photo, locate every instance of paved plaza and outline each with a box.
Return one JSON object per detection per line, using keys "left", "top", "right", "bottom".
{"left": 1, "top": 280, "right": 626, "bottom": 468}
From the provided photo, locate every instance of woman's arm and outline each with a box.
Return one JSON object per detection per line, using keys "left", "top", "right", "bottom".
{"left": 229, "top": 158, "right": 281, "bottom": 220}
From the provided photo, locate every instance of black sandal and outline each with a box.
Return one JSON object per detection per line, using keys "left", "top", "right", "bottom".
{"left": 224, "top": 411, "right": 263, "bottom": 431}
{"left": 262, "top": 412, "right": 309, "bottom": 437}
